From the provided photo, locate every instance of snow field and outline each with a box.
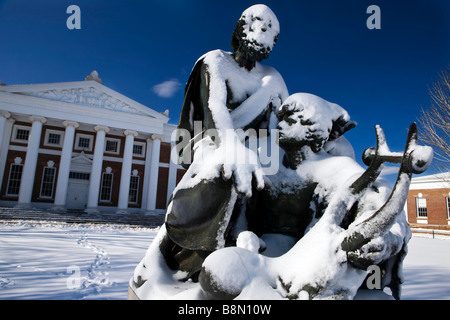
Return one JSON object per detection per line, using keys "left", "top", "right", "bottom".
{"left": 0, "top": 221, "right": 156, "bottom": 300}
{"left": 402, "top": 235, "right": 450, "bottom": 300}
{"left": 0, "top": 220, "right": 449, "bottom": 300}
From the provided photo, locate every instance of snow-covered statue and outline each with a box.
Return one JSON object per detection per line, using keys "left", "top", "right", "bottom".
{"left": 128, "top": 5, "right": 433, "bottom": 300}
{"left": 198, "top": 94, "right": 433, "bottom": 300}
{"left": 159, "top": 4, "right": 288, "bottom": 281}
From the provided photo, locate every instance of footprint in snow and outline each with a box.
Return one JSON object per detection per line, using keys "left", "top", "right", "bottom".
{"left": 76, "top": 231, "right": 114, "bottom": 293}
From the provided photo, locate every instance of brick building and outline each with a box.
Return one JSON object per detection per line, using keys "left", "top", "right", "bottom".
{"left": 0, "top": 72, "right": 185, "bottom": 214}
{"left": 405, "top": 172, "right": 450, "bottom": 227}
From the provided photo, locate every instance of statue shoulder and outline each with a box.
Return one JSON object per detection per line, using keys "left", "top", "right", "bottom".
{"left": 202, "top": 50, "right": 234, "bottom": 68}
{"left": 259, "top": 64, "right": 284, "bottom": 80}
{"left": 258, "top": 64, "right": 289, "bottom": 100}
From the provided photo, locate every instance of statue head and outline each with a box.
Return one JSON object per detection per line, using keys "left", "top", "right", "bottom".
{"left": 231, "top": 5, "right": 280, "bottom": 66}
{"left": 277, "top": 93, "right": 356, "bottom": 167}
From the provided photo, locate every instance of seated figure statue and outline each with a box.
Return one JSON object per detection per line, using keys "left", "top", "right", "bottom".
{"left": 158, "top": 4, "right": 288, "bottom": 281}
{"left": 129, "top": 90, "right": 432, "bottom": 299}
{"left": 128, "top": 5, "right": 433, "bottom": 300}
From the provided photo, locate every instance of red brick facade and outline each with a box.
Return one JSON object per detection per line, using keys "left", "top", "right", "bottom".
{"left": 1, "top": 122, "right": 186, "bottom": 211}
{"left": 406, "top": 188, "right": 450, "bottom": 227}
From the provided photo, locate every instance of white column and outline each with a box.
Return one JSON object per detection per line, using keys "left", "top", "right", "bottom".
{"left": 117, "top": 129, "right": 138, "bottom": 212}
{"left": 141, "top": 139, "right": 152, "bottom": 210}
{"left": 53, "top": 121, "right": 79, "bottom": 210}
{"left": 145, "top": 134, "right": 163, "bottom": 213}
{"left": 0, "top": 111, "right": 12, "bottom": 189}
{"left": 166, "top": 141, "right": 178, "bottom": 204}
{"left": 86, "top": 125, "right": 109, "bottom": 212}
{"left": 0, "top": 111, "right": 11, "bottom": 149}
{"left": 17, "top": 115, "right": 47, "bottom": 208}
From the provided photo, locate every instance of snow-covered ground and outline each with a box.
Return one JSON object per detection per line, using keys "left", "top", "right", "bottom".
{"left": 402, "top": 235, "right": 450, "bottom": 300}
{"left": 0, "top": 220, "right": 155, "bottom": 300}
{"left": 0, "top": 220, "right": 449, "bottom": 300}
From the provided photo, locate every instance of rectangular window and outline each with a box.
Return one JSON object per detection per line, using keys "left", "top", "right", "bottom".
{"left": 104, "top": 138, "right": 121, "bottom": 154}
{"left": 48, "top": 133, "right": 61, "bottom": 145}
{"left": 128, "top": 175, "right": 140, "bottom": 204}
{"left": 6, "top": 164, "right": 23, "bottom": 196}
{"left": 44, "top": 129, "right": 64, "bottom": 148}
{"left": 69, "top": 172, "right": 90, "bottom": 180}
{"left": 16, "top": 129, "right": 30, "bottom": 141}
{"left": 40, "top": 167, "right": 57, "bottom": 198}
{"left": 416, "top": 197, "right": 428, "bottom": 218}
{"left": 78, "top": 137, "right": 91, "bottom": 149}
{"left": 447, "top": 197, "right": 450, "bottom": 220}
{"left": 132, "top": 142, "right": 146, "bottom": 158}
{"left": 12, "top": 125, "right": 31, "bottom": 144}
{"left": 75, "top": 134, "right": 93, "bottom": 152}
{"left": 105, "top": 140, "right": 119, "bottom": 153}
{"left": 133, "top": 144, "right": 143, "bottom": 156}
{"left": 99, "top": 172, "right": 113, "bottom": 202}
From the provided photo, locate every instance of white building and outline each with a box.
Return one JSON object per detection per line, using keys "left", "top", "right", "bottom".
{"left": 0, "top": 72, "right": 184, "bottom": 213}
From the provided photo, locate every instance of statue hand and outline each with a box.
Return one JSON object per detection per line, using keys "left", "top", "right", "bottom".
{"left": 345, "top": 236, "right": 388, "bottom": 270}
{"left": 221, "top": 143, "right": 265, "bottom": 198}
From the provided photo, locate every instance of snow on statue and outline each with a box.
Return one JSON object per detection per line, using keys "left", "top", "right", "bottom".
{"left": 128, "top": 5, "right": 433, "bottom": 300}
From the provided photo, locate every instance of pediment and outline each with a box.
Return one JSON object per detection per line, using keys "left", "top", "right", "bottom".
{"left": 1, "top": 80, "right": 168, "bottom": 121}
{"left": 24, "top": 87, "right": 146, "bottom": 115}
{"left": 71, "top": 152, "right": 93, "bottom": 166}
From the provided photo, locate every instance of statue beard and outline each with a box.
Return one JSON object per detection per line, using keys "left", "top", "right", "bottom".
{"left": 231, "top": 19, "right": 276, "bottom": 64}
{"left": 236, "top": 39, "right": 271, "bottom": 62}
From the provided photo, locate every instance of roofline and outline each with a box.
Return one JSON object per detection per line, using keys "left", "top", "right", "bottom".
{"left": 410, "top": 171, "right": 450, "bottom": 190}
{"left": 412, "top": 171, "right": 450, "bottom": 182}
{"left": 0, "top": 90, "right": 166, "bottom": 135}
{"left": 0, "top": 80, "right": 169, "bottom": 122}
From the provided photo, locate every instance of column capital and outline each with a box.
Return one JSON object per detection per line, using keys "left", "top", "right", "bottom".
{"left": 150, "top": 134, "right": 164, "bottom": 141}
{"left": 0, "top": 111, "right": 11, "bottom": 119}
{"left": 124, "top": 129, "right": 138, "bottom": 137}
{"left": 29, "top": 115, "right": 47, "bottom": 124}
{"left": 63, "top": 120, "right": 80, "bottom": 129}
{"left": 94, "top": 125, "right": 110, "bottom": 133}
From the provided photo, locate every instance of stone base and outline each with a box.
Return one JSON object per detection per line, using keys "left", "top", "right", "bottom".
{"left": 127, "top": 284, "right": 140, "bottom": 300}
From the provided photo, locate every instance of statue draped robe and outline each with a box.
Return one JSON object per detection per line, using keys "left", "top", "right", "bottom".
{"left": 161, "top": 50, "right": 288, "bottom": 278}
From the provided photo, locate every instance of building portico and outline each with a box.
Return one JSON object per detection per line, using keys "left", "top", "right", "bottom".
{"left": 0, "top": 73, "right": 184, "bottom": 214}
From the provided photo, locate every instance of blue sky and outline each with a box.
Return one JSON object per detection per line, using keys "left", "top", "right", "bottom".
{"left": 0, "top": 0, "right": 449, "bottom": 179}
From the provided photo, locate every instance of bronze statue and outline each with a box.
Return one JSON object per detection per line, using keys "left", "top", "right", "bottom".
{"left": 199, "top": 94, "right": 431, "bottom": 300}
{"left": 161, "top": 4, "right": 288, "bottom": 280}
{"left": 128, "top": 5, "right": 433, "bottom": 300}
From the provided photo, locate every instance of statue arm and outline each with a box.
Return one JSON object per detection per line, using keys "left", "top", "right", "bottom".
{"left": 188, "top": 56, "right": 265, "bottom": 197}
{"left": 231, "top": 68, "right": 289, "bottom": 130}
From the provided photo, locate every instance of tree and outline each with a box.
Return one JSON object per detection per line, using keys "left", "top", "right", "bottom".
{"left": 418, "top": 67, "right": 450, "bottom": 174}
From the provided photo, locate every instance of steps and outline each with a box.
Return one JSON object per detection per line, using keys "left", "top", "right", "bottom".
{"left": 0, "top": 207, "right": 164, "bottom": 228}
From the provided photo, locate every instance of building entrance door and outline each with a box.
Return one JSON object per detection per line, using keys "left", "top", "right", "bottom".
{"left": 66, "top": 172, "right": 90, "bottom": 210}
{"left": 66, "top": 152, "right": 92, "bottom": 210}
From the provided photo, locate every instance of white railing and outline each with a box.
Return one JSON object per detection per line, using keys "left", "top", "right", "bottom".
{"left": 411, "top": 227, "right": 450, "bottom": 239}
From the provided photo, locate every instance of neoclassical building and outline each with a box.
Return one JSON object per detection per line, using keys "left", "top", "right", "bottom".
{"left": 0, "top": 72, "right": 184, "bottom": 213}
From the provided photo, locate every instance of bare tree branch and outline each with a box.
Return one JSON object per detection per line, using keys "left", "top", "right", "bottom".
{"left": 418, "top": 66, "right": 450, "bottom": 174}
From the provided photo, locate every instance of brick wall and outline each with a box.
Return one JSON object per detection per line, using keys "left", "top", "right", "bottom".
{"left": 407, "top": 188, "right": 450, "bottom": 226}
{"left": 1, "top": 135, "right": 187, "bottom": 211}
